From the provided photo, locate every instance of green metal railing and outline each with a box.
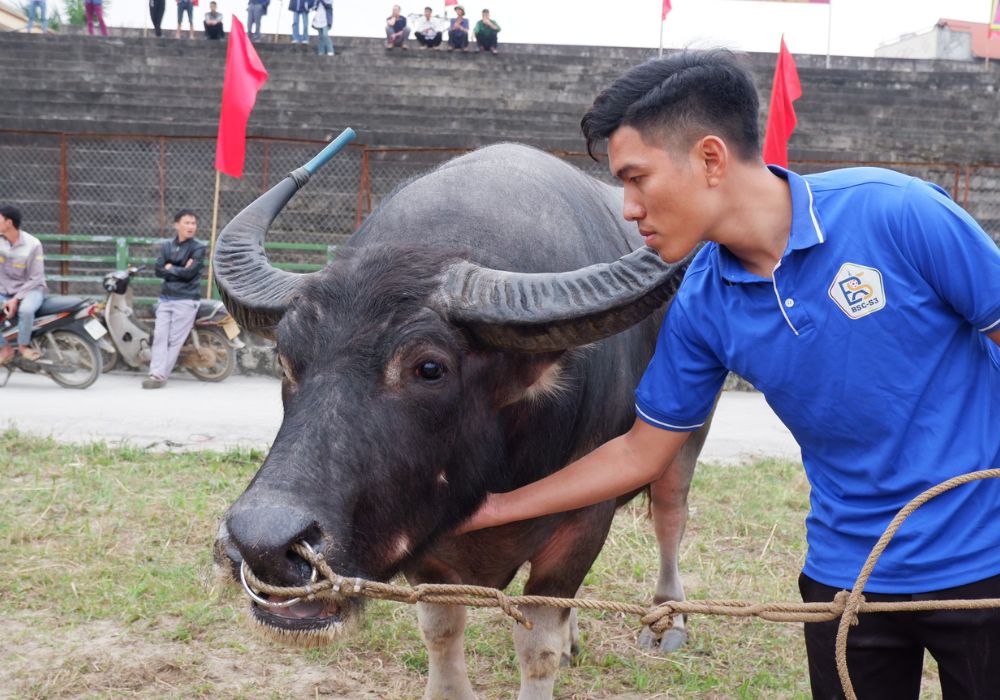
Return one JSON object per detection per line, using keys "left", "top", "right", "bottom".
{"left": 36, "top": 233, "right": 337, "bottom": 300}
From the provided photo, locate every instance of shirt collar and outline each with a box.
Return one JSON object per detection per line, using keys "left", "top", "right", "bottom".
{"left": 717, "top": 165, "right": 826, "bottom": 283}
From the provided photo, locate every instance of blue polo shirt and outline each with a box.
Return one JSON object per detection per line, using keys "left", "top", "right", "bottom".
{"left": 635, "top": 166, "right": 1000, "bottom": 592}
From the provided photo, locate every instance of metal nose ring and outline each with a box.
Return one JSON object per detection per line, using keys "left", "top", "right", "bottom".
{"left": 239, "top": 541, "right": 320, "bottom": 608}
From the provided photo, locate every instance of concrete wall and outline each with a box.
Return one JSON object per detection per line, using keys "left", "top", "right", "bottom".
{"left": 2, "top": 32, "right": 999, "bottom": 243}
{"left": 876, "top": 26, "right": 973, "bottom": 61}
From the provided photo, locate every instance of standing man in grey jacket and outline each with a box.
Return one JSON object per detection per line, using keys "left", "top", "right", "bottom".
{"left": 143, "top": 209, "right": 206, "bottom": 389}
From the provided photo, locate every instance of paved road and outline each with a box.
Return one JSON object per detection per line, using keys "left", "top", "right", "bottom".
{"left": 0, "top": 371, "right": 800, "bottom": 464}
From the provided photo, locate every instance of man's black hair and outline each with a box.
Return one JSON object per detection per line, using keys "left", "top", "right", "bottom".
{"left": 0, "top": 205, "right": 22, "bottom": 230}
{"left": 581, "top": 49, "right": 761, "bottom": 162}
{"left": 174, "top": 208, "right": 198, "bottom": 223}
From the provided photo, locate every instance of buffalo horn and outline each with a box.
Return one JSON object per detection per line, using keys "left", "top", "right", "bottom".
{"left": 436, "top": 245, "right": 697, "bottom": 352}
{"left": 212, "top": 168, "right": 320, "bottom": 336}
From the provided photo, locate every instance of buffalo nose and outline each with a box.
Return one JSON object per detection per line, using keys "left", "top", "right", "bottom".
{"left": 225, "top": 498, "right": 321, "bottom": 587}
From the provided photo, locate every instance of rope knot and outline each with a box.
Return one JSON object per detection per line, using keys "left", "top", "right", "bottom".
{"left": 640, "top": 603, "right": 677, "bottom": 634}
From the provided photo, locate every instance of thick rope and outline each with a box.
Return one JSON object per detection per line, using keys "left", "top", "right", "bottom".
{"left": 834, "top": 468, "right": 1000, "bottom": 700}
{"left": 239, "top": 469, "right": 1000, "bottom": 698}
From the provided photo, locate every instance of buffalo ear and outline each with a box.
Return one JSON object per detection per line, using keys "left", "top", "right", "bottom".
{"left": 492, "top": 351, "right": 568, "bottom": 408}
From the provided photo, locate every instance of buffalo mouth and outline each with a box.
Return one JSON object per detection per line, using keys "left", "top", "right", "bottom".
{"left": 214, "top": 539, "right": 362, "bottom": 647}
{"left": 247, "top": 592, "right": 361, "bottom": 647}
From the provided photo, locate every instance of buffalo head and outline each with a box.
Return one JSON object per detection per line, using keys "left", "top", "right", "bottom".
{"left": 211, "top": 144, "right": 694, "bottom": 645}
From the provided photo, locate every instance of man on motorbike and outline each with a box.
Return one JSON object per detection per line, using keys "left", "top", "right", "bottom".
{"left": 0, "top": 205, "right": 47, "bottom": 364}
{"left": 143, "top": 209, "right": 206, "bottom": 389}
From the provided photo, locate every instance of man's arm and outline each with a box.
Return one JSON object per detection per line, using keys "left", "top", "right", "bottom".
{"left": 168, "top": 244, "right": 206, "bottom": 282}
{"left": 14, "top": 243, "right": 45, "bottom": 300}
{"left": 154, "top": 242, "right": 171, "bottom": 280}
{"left": 457, "top": 418, "right": 693, "bottom": 533}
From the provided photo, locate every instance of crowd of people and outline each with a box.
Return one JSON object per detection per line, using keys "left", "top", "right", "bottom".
{"left": 22, "top": 1, "right": 504, "bottom": 55}
{"left": 393, "top": 4, "right": 501, "bottom": 53}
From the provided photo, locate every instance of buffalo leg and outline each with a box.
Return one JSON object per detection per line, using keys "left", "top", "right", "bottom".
{"left": 640, "top": 412, "right": 715, "bottom": 652}
{"left": 416, "top": 602, "right": 476, "bottom": 700}
{"left": 514, "top": 605, "right": 572, "bottom": 700}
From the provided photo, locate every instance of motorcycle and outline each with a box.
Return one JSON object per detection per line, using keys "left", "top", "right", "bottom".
{"left": 100, "top": 266, "right": 243, "bottom": 382}
{"left": 0, "top": 296, "right": 108, "bottom": 389}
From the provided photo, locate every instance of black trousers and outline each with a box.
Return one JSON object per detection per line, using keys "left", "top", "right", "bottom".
{"left": 416, "top": 31, "right": 441, "bottom": 47}
{"left": 475, "top": 31, "right": 497, "bottom": 51}
{"left": 149, "top": 0, "right": 165, "bottom": 36}
{"left": 799, "top": 572, "right": 1000, "bottom": 699}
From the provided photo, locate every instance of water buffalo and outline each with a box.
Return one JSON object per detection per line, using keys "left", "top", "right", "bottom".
{"left": 212, "top": 142, "right": 709, "bottom": 699}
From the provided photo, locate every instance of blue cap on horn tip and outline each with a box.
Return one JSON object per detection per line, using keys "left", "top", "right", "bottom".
{"left": 303, "top": 128, "right": 357, "bottom": 176}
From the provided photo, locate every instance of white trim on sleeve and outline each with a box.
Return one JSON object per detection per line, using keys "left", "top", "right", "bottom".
{"left": 635, "top": 404, "right": 705, "bottom": 431}
{"left": 980, "top": 316, "right": 1000, "bottom": 333}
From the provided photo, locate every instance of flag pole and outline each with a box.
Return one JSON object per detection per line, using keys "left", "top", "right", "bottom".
{"left": 206, "top": 169, "right": 222, "bottom": 299}
{"left": 825, "top": 1, "right": 832, "bottom": 69}
{"left": 659, "top": 16, "right": 664, "bottom": 57}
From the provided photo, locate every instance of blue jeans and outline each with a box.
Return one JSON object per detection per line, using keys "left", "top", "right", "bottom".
{"left": 177, "top": 0, "right": 193, "bottom": 25}
{"left": 1, "top": 289, "right": 45, "bottom": 348}
{"left": 26, "top": 0, "right": 46, "bottom": 31}
{"left": 291, "top": 10, "right": 308, "bottom": 42}
{"left": 247, "top": 4, "right": 264, "bottom": 39}
{"left": 317, "top": 26, "right": 333, "bottom": 54}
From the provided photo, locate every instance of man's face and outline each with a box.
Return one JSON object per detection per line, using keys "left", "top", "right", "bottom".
{"left": 209, "top": 2, "right": 216, "bottom": 10}
{"left": 483, "top": 11, "right": 489, "bottom": 18}
{"left": 607, "top": 126, "right": 715, "bottom": 264}
{"left": 424, "top": 8, "right": 431, "bottom": 18}
{"left": 174, "top": 215, "right": 198, "bottom": 241}
{"left": 391, "top": 5, "right": 400, "bottom": 16}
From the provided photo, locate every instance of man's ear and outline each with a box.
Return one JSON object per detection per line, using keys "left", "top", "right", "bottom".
{"left": 697, "top": 135, "right": 728, "bottom": 187}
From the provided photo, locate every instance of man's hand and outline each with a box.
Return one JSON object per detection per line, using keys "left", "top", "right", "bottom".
{"left": 184, "top": 258, "right": 194, "bottom": 268}
{"left": 165, "top": 262, "right": 174, "bottom": 270}
{"left": 2, "top": 298, "right": 19, "bottom": 318}
{"left": 454, "top": 494, "right": 501, "bottom": 535}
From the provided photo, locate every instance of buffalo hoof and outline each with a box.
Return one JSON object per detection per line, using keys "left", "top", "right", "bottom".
{"left": 637, "top": 624, "right": 688, "bottom": 653}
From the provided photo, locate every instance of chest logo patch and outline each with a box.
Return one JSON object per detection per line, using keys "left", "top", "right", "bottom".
{"left": 828, "top": 262, "right": 885, "bottom": 319}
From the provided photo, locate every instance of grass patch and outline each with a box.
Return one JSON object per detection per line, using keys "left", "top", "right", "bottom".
{"left": 0, "top": 430, "right": 941, "bottom": 698}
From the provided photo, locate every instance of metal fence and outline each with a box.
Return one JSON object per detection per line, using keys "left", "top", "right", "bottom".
{"left": 1, "top": 129, "right": 998, "bottom": 296}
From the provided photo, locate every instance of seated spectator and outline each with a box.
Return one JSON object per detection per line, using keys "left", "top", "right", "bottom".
{"left": 474, "top": 8, "right": 500, "bottom": 54}
{"left": 0, "top": 205, "right": 47, "bottom": 364}
{"left": 447, "top": 4, "right": 468, "bottom": 52}
{"left": 204, "top": 1, "right": 226, "bottom": 39}
{"left": 413, "top": 6, "right": 442, "bottom": 49}
{"left": 385, "top": 4, "right": 409, "bottom": 49}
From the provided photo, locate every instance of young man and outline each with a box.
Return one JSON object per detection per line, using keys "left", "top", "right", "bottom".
{"left": 384, "top": 4, "right": 409, "bottom": 49}
{"left": 144, "top": 209, "right": 205, "bottom": 389}
{"left": 0, "top": 205, "right": 47, "bottom": 364}
{"left": 203, "top": 1, "right": 225, "bottom": 39}
{"left": 459, "top": 50, "right": 1000, "bottom": 698}
{"left": 413, "top": 6, "right": 442, "bottom": 49}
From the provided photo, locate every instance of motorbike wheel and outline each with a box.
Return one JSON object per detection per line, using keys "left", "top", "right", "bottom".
{"left": 187, "top": 328, "right": 235, "bottom": 382}
{"left": 99, "top": 342, "right": 119, "bottom": 373}
{"left": 43, "top": 329, "right": 103, "bottom": 389}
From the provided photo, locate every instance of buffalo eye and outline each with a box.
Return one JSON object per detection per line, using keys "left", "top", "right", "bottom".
{"left": 416, "top": 360, "right": 446, "bottom": 381}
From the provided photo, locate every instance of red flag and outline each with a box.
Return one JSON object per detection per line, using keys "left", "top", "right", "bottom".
{"left": 445, "top": 0, "right": 457, "bottom": 5}
{"left": 990, "top": 0, "right": 1000, "bottom": 40}
{"left": 662, "top": 0, "right": 672, "bottom": 20}
{"left": 762, "top": 36, "right": 801, "bottom": 169}
{"left": 215, "top": 17, "right": 269, "bottom": 179}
